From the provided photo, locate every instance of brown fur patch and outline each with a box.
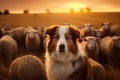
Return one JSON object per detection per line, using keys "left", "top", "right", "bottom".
{"left": 45, "top": 25, "right": 59, "bottom": 53}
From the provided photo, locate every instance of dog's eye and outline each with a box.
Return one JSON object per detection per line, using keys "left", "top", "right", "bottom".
{"left": 54, "top": 34, "right": 59, "bottom": 39}
{"left": 65, "top": 35, "right": 71, "bottom": 40}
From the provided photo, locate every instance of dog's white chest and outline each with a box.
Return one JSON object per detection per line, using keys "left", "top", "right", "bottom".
{"left": 46, "top": 60, "right": 77, "bottom": 80}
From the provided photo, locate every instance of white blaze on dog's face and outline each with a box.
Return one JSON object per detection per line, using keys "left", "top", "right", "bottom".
{"left": 45, "top": 25, "right": 80, "bottom": 64}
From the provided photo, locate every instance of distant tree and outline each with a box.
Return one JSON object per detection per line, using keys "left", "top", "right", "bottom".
{"left": 0, "top": 11, "right": 2, "bottom": 15}
{"left": 79, "top": 8, "right": 84, "bottom": 13}
{"left": 23, "top": 10, "right": 29, "bottom": 14}
{"left": 86, "top": 7, "right": 91, "bottom": 13}
{"left": 4, "top": 9, "right": 10, "bottom": 15}
{"left": 46, "top": 9, "right": 52, "bottom": 15}
{"left": 70, "top": 8, "right": 75, "bottom": 13}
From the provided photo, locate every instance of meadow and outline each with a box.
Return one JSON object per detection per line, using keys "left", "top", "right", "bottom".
{"left": 0, "top": 12, "right": 120, "bottom": 28}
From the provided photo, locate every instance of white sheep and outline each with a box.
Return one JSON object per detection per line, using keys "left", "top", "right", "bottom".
{"left": 99, "top": 22, "right": 112, "bottom": 37}
{"left": 80, "top": 23, "right": 96, "bottom": 38}
{"left": 99, "top": 36, "right": 120, "bottom": 68}
{"left": 81, "top": 36, "right": 100, "bottom": 62}
{"left": 0, "top": 35, "right": 18, "bottom": 67}
{"left": 25, "top": 27, "right": 41, "bottom": 55}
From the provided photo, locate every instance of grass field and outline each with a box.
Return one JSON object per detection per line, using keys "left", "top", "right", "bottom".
{"left": 0, "top": 12, "right": 120, "bottom": 28}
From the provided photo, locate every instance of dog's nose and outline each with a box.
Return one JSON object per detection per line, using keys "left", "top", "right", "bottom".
{"left": 59, "top": 44, "right": 65, "bottom": 52}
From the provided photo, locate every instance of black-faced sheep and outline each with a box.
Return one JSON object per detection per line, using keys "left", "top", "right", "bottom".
{"left": 9, "top": 54, "right": 48, "bottom": 80}
{"left": 95, "top": 30, "right": 104, "bottom": 39}
{"left": 80, "top": 23, "right": 96, "bottom": 38}
{"left": 8, "top": 27, "right": 26, "bottom": 52}
{"left": 81, "top": 36, "right": 100, "bottom": 62}
{"left": 0, "top": 35, "right": 18, "bottom": 67}
{"left": 99, "top": 36, "right": 120, "bottom": 68}
{"left": 25, "top": 27, "right": 41, "bottom": 54}
{"left": 99, "top": 22, "right": 112, "bottom": 37}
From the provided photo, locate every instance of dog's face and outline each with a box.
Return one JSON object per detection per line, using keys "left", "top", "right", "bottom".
{"left": 45, "top": 25, "right": 80, "bottom": 64}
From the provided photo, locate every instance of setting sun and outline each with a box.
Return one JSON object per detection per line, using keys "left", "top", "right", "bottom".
{"left": 62, "top": 2, "right": 87, "bottom": 12}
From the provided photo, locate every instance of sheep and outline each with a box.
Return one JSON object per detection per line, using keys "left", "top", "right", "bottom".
{"left": 99, "top": 22, "right": 112, "bottom": 37}
{"left": 0, "top": 65, "right": 8, "bottom": 80}
{"left": 99, "top": 36, "right": 120, "bottom": 68}
{"left": 81, "top": 36, "right": 100, "bottom": 62}
{"left": 0, "top": 26, "right": 4, "bottom": 38}
{"left": 7, "top": 27, "right": 26, "bottom": 52}
{"left": 25, "top": 27, "right": 41, "bottom": 55}
{"left": 37, "top": 25, "right": 45, "bottom": 33}
{"left": 9, "top": 54, "right": 48, "bottom": 80}
{"left": 0, "top": 35, "right": 18, "bottom": 67}
{"left": 95, "top": 30, "right": 104, "bottom": 39}
{"left": 80, "top": 23, "right": 96, "bottom": 38}
{"left": 111, "top": 24, "right": 120, "bottom": 36}
{"left": 37, "top": 26, "right": 46, "bottom": 53}
{"left": 2, "top": 24, "right": 12, "bottom": 31}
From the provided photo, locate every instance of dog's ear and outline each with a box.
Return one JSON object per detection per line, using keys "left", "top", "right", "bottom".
{"left": 45, "top": 25, "right": 58, "bottom": 37}
{"left": 69, "top": 26, "right": 80, "bottom": 39}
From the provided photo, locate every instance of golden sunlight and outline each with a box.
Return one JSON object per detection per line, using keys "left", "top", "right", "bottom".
{"left": 63, "top": 2, "right": 87, "bottom": 12}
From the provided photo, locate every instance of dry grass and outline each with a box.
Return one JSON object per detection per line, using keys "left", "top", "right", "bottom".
{"left": 0, "top": 12, "right": 120, "bottom": 28}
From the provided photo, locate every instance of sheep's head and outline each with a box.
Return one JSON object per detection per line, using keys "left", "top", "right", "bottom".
{"left": 101, "top": 22, "right": 112, "bottom": 31}
{"left": 84, "top": 23, "right": 93, "bottom": 32}
{"left": 83, "top": 36, "right": 99, "bottom": 50}
{"left": 95, "top": 30, "right": 104, "bottom": 38}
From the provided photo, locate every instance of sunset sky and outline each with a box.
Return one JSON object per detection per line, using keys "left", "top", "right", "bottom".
{"left": 0, "top": 0, "right": 120, "bottom": 13}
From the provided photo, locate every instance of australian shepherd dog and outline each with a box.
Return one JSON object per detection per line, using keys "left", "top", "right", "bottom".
{"left": 45, "top": 25, "right": 106, "bottom": 80}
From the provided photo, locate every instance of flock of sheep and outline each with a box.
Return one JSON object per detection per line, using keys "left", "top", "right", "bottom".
{"left": 0, "top": 23, "right": 120, "bottom": 80}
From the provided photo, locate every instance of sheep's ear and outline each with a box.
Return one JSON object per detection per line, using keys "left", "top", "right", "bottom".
{"left": 109, "top": 23, "right": 111, "bottom": 25}
{"left": 108, "top": 22, "right": 112, "bottom": 26}
{"left": 45, "top": 25, "right": 58, "bottom": 37}
{"left": 90, "top": 24, "right": 93, "bottom": 27}
{"left": 69, "top": 26, "right": 80, "bottom": 39}
{"left": 96, "top": 38, "right": 100, "bottom": 43}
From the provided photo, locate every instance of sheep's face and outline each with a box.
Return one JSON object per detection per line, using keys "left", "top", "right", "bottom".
{"left": 27, "top": 31, "right": 37, "bottom": 39}
{"left": 84, "top": 24, "right": 92, "bottom": 32}
{"left": 112, "top": 36, "right": 120, "bottom": 48}
{"left": 96, "top": 31, "right": 104, "bottom": 38}
{"left": 102, "top": 23, "right": 111, "bottom": 31}
{"left": 83, "top": 37, "right": 99, "bottom": 50}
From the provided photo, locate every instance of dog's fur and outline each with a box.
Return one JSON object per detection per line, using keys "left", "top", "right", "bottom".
{"left": 45, "top": 25, "right": 106, "bottom": 80}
